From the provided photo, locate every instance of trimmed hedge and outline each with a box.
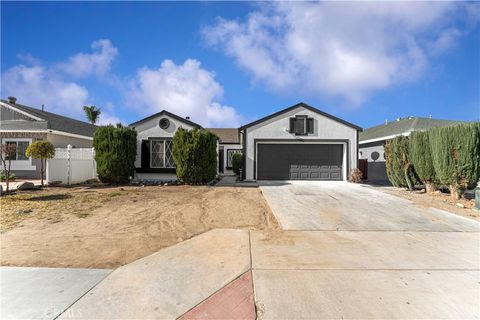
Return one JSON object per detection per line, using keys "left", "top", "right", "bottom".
{"left": 232, "top": 153, "right": 243, "bottom": 175}
{"left": 409, "top": 131, "right": 437, "bottom": 193}
{"left": 384, "top": 136, "right": 417, "bottom": 190}
{"left": 172, "top": 128, "right": 217, "bottom": 184}
{"left": 429, "top": 122, "right": 480, "bottom": 199}
{"left": 93, "top": 126, "right": 137, "bottom": 183}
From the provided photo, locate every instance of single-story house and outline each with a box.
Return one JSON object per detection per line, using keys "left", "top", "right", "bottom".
{"left": 239, "top": 103, "right": 362, "bottom": 181}
{"left": 130, "top": 102, "right": 362, "bottom": 181}
{"left": 359, "top": 116, "right": 464, "bottom": 182}
{"left": 0, "top": 97, "right": 96, "bottom": 178}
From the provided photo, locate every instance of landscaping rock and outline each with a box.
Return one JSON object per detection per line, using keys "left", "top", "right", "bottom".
{"left": 456, "top": 203, "right": 465, "bottom": 208}
{"left": 17, "top": 209, "right": 33, "bottom": 215}
{"left": 16, "top": 182, "right": 35, "bottom": 190}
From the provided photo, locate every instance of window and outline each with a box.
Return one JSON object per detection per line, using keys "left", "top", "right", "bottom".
{"left": 150, "top": 139, "right": 175, "bottom": 168}
{"left": 289, "top": 116, "right": 314, "bottom": 135}
{"left": 5, "top": 140, "right": 30, "bottom": 160}
{"left": 227, "top": 149, "right": 242, "bottom": 168}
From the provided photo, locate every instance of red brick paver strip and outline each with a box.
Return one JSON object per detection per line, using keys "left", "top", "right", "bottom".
{"left": 180, "top": 270, "right": 255, "bottom": 320}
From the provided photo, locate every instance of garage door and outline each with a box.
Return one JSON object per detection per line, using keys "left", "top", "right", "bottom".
{"left": 257, "top": 144, "right": 343, "bottom": 180}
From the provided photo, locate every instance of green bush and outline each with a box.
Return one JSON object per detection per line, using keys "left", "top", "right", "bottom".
{"left": 0, "top": 171, "right": 15, "bottom": 182}
{"left": 172, "top": 128, "right": 217, "bottom": 184}
{"left": 384, "top": 136, "right": 418, "bottom": 190}
{"left": 409, "top": 131, "right": 437, "bottom": 193}
{"left": 231, "top": 153, "right": 243, "bottom": 175}
{"left": 429, "top": 122, "right": 480, "bottom": 199}
{"left": 93, "top": 125, "right": 137, "bottom": 183}
{"left": 25, "top": 140, "right": 55, "bottom": 186}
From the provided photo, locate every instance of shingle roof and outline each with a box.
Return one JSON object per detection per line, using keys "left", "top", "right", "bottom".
{"left": 1, "top": 100, "right": 97, "bottom": 137}
{"left": 206, "top": 128, "right": 240, "bottom": 144}
{"left": 359, "top": 117, "right": 465, "bottom": 143}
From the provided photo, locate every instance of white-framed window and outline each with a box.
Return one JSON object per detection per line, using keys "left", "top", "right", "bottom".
{"left": 289, "top": 116, "right": 314, "bottom": 135}
{"left": 3, "top": 139, "right": 31, "bottom": 160}
{"left": 150, "top": 139, "right": 175, "bottom": 168}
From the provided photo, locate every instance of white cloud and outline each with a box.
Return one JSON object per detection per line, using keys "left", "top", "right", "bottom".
{"left": 1, "top": 40, "right": 122, "bottom": 120}
{"left": 128, "top": 59, "right": 244, "bottom": 127}
{"left": 97, "top": 102, "right": 122, "bottom": 125}
{"left": 203, "top": 2, "right": 478, "bottom": 105}
{"left": 1, "top": 64, "right": 89, "bottom": 117}
{"left": 57, "top": 39, "right": 118, "bottom": 78}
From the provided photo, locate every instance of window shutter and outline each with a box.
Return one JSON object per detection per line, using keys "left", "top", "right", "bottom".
{"left": 289, "top": 118, "right": 295, "bottom": 133}
{"left": 141, "top": 140, "right": 150, "bottom": 168}
{"left": 307, "top": 118, "right": 314, "bottom": 134}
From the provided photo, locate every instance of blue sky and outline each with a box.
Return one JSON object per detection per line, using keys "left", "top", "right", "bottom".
{"left": 2, "top": 1, "right": 479, "bottom": 128}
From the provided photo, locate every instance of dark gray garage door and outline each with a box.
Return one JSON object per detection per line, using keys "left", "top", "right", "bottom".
{"left": 257, "top": 144, "right": 343, "bottom": 180}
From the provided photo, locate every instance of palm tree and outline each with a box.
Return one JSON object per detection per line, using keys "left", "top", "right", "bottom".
{"left": 83, "top": 105, "right": 101, "bottom": 125}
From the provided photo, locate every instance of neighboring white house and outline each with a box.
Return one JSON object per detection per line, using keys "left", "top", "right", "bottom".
{"left": 0, "top": 97, "right": 96, "bottom": 179}
{"left": 359, "top": 117, "right": 464, "bottom": 182}
{"left": 240, "top": 103, "right": 362, "bottom": 181}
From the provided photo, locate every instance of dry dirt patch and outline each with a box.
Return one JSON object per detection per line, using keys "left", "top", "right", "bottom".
{"left": 1, "top": 185, "right": 278, "bottom": 269}
{"left": 374, "top": 186, "right": 479, "bottom": 221}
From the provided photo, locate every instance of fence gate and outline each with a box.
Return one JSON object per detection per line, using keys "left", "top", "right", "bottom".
{"left": 47, "top": 145, "right": 97, "bottom": 185}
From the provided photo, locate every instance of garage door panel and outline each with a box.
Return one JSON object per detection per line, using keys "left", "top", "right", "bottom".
{"left": 257, "top": 144, "right": 343, "bottom": 180}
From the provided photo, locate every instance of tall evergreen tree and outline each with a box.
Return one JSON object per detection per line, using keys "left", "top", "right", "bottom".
{"left": 384, "top": 136, "right": 417, "bottom": 190}
{"left": 409, "top": 131, "right": 437, "bottom": 193}
{"left": 430, "top": 122, "right": 480, "bottom": 199}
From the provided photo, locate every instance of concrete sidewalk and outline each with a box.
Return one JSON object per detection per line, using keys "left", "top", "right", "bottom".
{"left": 0, "top": 267, "right": 110, "bottom": 320}
{"left": 59, "top": 229, "right": 251, "bottom": 319}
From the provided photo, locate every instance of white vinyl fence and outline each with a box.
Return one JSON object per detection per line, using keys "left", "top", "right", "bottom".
{"left": 47, "top": 145, "right": 97, "bottom": 185}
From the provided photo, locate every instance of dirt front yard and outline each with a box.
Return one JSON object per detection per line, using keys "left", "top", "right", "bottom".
{"left": 1, "top": 185, "right": 278, "bottom": 269}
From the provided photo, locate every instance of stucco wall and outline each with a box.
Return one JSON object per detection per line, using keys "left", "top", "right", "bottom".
{"left": 244, "top": 106, "right": 358, "bottom": 180}
{"left": 47, "top": 133, "right": 93, "bottom": 148}
{"left": 359, "top": 141, "right": 386, "bottom": 162}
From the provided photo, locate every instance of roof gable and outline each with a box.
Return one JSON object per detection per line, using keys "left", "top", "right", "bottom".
{"left": 239, "top": 102, "right": 362, "bottom": 131}
{"left": 129, "top": 110, "right": 202, "bottom": 129}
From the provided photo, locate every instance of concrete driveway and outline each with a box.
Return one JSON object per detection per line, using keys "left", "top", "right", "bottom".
{"left": 254, "top": 181, "right": 480, "bottom": 318}
{"left": 260, "top": 181, "right": 479, "bottom": 231}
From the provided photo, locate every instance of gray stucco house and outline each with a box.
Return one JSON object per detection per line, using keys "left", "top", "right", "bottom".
{"left": 0, "top": 97, "right": 96, "bottom": 178}
{"left": 359, "top": 117, "right": 464, "bottom": 182}
{"left": 130, "top": 102, "right": 362, "bottom": 181}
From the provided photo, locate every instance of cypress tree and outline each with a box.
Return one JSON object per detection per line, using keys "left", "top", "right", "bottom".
{"left": 409, "top": 131, "right": 437, "bottom": 193}
{"left": 172, "top": 128, "right": 217, "bottom": 184}
{"left": 430, "top": 122, "right": 480, "bottom": 199}
{"left": 93, "top": 125, "right": 137, "bottom": 183}
{"left": 384, "top": 136, "right": 417, "bottom": 190}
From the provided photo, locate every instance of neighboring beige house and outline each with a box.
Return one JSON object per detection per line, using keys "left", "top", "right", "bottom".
{"left": 0, "top": 97, "right": 96, "bottom": 179}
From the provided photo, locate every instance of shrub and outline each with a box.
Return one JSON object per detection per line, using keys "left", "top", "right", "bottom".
{"left": 348, "top": 168, "right": 363, "bottom": 183}
{"left": 409, "top": 131, "right": 437, "bottom": 193}
{"left": 93, "top": 125, "right": 137, "bottom": 183}
{"left": 0, "top": 171, "right": 15, "bottom": 182}
{"left": 429, "top": 122, "right": 480, "bottom": 199}
{"left": 172, "top": 128, "right": 217, "bottom": 184}
{"left": 231, "top": 153, "right": 243, "bottom": 175}
{"left": 384, "top": 136, "right": 417, "bottom": 190}
{"left": 25, "top": 141, "right": 55, "bottom": 186}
